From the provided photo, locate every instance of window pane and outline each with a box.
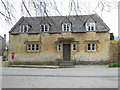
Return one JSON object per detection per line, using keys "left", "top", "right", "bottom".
{"left": 73, "top": 44, "right": 76, "bottom": 51}
{"left": 36, "top": 44, "right": 39, "bottom": 50}
{"left": 58, "top": 44, "right": 61, "bottom": 51}
{"left": 32, "top": 44, "right": 35, "bottom": 50}
{"left": 64, "top": 24, "right": 66, "bottom": 31}
{"left": 24, "top": 25, "right": 27, "bottom": 32}
{"left": 19, "top": 26, "right": 22, "bottom": 32}
{"left": 67, "top": 24, "right": 69, "bottom": 31}
{"left": 45, "top": 25, "right": 48, "bottom": 31}
{"left": 88, "top": 26, "right": 91, "bottom": 31}
{"left": 91, "top": 26, "right": 94, "bottom": 30}
{"left": 41, "top": 25, "right": 44, "bottom": 32}
{"left": 88, "top": 44, "right": 91, "bottom": 50}
{"left": 28, "top": 45, "right": 31, "bottom": 50}
{"left": 92, "top": 44, "right": 96, "bottom": 51}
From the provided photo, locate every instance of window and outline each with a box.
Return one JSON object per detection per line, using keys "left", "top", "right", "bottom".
{"left": 87, "top": 43, "right": 96, "bottom": 51}
{"left": 62, "top": 23, "right": 71, "bottom": 32}
{"left": 28, "top": 45, "right": 31, "bottom": 51}
{"left": 57, "top": 44, "right": 61, "bottom": 51}
{"left": 86, "top": 22, "right": 96, "bottom": 31}
{"left": 19, "top": 25, "right": 29, "bottom": 32}
{"left": 40, "top": 24, "right": 49, "bottom": 32}
{"left": 27, "top": 44, "right": 39, "bottom": 51}
{"left": 73, "top": 44, "right": 77, "bottom": 51}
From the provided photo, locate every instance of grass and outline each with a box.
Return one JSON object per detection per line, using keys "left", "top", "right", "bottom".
{"left": 109, "top": 62, "right": 120, "bottom": 67}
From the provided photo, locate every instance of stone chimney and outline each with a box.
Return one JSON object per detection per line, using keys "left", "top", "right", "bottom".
{"left": 4, "top": 34, "right": 6, "bottom": 42}
{"left": 4, "top": 34, "right": 6, "bottom": 48}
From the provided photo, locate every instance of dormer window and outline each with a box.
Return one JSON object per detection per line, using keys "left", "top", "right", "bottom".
{"left": 19, "top": 25, "right": 29, "bottom": 32}
{"left": 40, "top": 24, "right": 49, "bottom": 32}
{"left": 86, "top": 22, "right": 96, "bottom": 31}
{"left": 62, "top": 23, "right": 71, "bottom": 32}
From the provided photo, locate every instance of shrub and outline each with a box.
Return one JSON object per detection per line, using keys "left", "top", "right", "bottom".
{"left": 109, "top": 62, "right": 120, "bottom": 67}
{"left": 2, "top": 55, "right": 6, "bottom": 61}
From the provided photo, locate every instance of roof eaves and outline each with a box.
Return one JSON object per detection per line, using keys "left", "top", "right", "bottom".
{"left": 9, "top": 16, "right": 24, "bottom": 33}
{"left": 93, "top": 14, "right": 110, "bottom": 31}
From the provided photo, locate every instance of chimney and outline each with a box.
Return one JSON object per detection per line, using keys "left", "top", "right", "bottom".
{"left": 4, "top": 34, "right": 6, "bottom": 41}
{"left": 4, "top": 34, "right": 6, "bottom": 47}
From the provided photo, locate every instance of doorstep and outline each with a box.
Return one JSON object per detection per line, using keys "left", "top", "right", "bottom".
{"left": 10, "top": 65, "right": 59, "bottom": 69}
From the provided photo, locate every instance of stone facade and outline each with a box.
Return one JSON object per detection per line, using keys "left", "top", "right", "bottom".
{"left": 8, "top": 14, "right": 110, "bottom": 65}
{"left": 0, "top": 35, "right": 6, "bottom": 56}
{"left": 110, "top": 40, "right": 120, "bottom": 62}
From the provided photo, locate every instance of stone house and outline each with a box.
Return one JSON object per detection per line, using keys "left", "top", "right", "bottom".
{"left": 0, "top": 35, "right": 6, "bottom": 56}
{"left": 8, "top": 14, "right": 110, "bottom": 65}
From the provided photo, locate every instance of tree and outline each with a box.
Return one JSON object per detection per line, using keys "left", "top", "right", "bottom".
{"left": 0, "top": 0, "right": 119, "bottom": 24}
{"left": 110, "top": 33, "right": 114, "bottom": 40}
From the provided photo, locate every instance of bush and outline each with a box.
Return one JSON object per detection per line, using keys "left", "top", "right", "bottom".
{"left": 109, "top": 62, "right": 120, "bottom": 67}
{"left": 2, "top": 55, "right": 6, "bottom": 61}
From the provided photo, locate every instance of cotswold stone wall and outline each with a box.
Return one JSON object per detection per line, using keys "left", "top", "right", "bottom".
{"left": 110, "top": 40, "right": 120, "bottom": 62}
{"left": 8, "top": 32, "right": 110, "bottom": 64}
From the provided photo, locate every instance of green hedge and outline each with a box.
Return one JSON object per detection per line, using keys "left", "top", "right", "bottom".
{"left": 109, "top": 62, "right": 120, "bottom": 67}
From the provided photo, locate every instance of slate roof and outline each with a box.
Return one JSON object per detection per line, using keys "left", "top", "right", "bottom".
{"left": 9, "top": 14, "right": 110, "bottom": 34}
{"left": 0, "top": 35, "right": 3, "bottom": 40}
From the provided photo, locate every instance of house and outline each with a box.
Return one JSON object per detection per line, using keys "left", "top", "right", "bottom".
{"left": 8, "top": 14, "right": 110, "bottom": 65}
{"left": 0, "top": 35, "right": 6, "bottom": 56}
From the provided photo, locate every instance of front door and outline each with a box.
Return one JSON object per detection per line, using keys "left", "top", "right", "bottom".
{"left": 63, "top": 44, "right": 70, "bottom": 61}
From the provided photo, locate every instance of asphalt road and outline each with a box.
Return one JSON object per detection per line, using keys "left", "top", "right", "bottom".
{"left": 2, "top": 66, "right": 119, "bottom": 88}
{"left": 0, "top": 56, "right": 2, "bottom": 89}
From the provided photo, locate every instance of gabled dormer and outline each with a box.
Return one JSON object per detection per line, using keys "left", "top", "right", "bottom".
{"left": 19, "top": 24, "right": 30, "bottom": 33}
{"left": 85, "top": 17, "right": 96, "bottom": 31}
{"left": 62, "top": 18, "right": 72, "bottom": 32}
{"left": 40, "top": 19, "right": 50, "bottom": 32}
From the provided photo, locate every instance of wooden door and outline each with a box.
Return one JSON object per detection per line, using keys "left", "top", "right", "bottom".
{"left": 63, "top": 44, "right": 70, "bottom": 61}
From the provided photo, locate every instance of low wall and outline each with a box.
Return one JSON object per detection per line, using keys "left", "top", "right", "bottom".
{"left": 110, "top": 40, "right": 120, "bottom": 62}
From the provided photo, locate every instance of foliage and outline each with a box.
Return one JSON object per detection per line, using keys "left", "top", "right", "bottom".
{"left": 110, "top": 33, "right": 114, "bottom": 40}
{"left": 109, "top": 62, "right": 120, "bottom": 67}
{"left": 111, "top": 40, "right": 120, "bottom": 44}
{"left": 2, "top": 55, "right": 6, "bottom": 61}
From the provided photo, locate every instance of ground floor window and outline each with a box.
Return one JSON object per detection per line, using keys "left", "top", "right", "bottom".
{"left": 57, "top": 44, "right": 61, "bottom": 51}
{"left": 27, "top": 44, "right": 39, "bottom": 51}
{"left": 73, "top": 44, "right": 77, "bottom": 51}
{"left": 87, "top": 43, "right": 96, "bottom": 51}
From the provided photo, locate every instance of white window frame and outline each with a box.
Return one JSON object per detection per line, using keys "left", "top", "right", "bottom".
{"left": 73, "top": 44, "right": 77, "bottom": 51}
{"left": 40, "top": 24, "right": 49, "bottom": 32}
{"left": 86, "top": 22, "right": 96, "bottom": 31}
{"left": 19, "top": 25, "right": 29, "bottom": 32}
{"left": 27, "top": 44, "right": 39, "bottom": 51}
{"left": 62, "top": 23, "right": 71, "bottom": 32}
{"left": 57, "top": 44, "right": 61, "bottom": 51}
{"left": 87, "top": 43, "right": 96, "bottom": 51}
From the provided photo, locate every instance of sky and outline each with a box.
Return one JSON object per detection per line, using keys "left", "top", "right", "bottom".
{"left": 0, "top": 0, "right": 119, "bottom": 40}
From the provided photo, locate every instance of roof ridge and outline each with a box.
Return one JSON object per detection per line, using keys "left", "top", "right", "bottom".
{"left": 24, "top": 14, "right": 96, "bottom": 18}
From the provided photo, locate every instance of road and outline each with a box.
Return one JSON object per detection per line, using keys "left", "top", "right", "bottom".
{"left": 0, "top": 56, "right": 2, "bottom": 89}
{"left": 2, "top": 66, "right": 118, "bottom": 88}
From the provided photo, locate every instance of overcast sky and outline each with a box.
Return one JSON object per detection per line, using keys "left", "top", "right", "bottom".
{"left": 0, "top": 0, "right": 119, "bottom": 40}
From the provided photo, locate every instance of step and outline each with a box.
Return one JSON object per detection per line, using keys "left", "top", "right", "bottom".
{"left": 59, "top": 61, "right": 74, "bottom": 66}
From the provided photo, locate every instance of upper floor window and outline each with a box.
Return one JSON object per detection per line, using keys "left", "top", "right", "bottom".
{"left": 62, "top": 23, "right": 71, "bottom": 32}
{"left": 19, "top": 25, "right": 29, "bottom": 32}
{"left": 86, "top": 22, "right": 96, "bottom": 31}
{"left": 87, "top": 43, "right": 96, "bottom": 51}
{"left": 40, "top": 24, "right": 49, "bottom": 32}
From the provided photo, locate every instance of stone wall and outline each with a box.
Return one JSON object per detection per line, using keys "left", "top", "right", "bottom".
{"left": 0, "top": 36, "right": 5, "bottom": 56}
{"left": 8, "top": 32, "right": 110, "bottom": 65}
{"left": 110, "top": 40, "right": 120, "bottom": 62}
